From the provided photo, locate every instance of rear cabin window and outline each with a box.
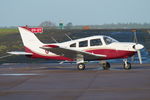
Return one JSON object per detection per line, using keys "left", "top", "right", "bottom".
{"left": 70, "top": 43, "right": 76, "bottom": 47}
{"left": 90, "top": 39, "right": 102, "bottom": 46}
{"left": 79, "top": 40, "right": 88, "bottom": 47}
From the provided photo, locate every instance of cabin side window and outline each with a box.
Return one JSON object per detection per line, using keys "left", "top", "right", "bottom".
{"left": 90, "top": 39, "right": 102, "bottom": 46}
{"left": 79, "top": 40, "right": 88, "bottom": 47}
{"left": 70, "top": 43, "right": 76, "bottom": 47}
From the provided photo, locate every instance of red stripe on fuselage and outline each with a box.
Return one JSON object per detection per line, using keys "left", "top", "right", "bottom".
{"left": 86, "top": 49, "right": 136, "bottom": 60}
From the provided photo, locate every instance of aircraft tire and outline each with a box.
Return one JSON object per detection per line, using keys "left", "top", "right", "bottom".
{"left": 102, "top": 62, "right": 110, "bottom": 70}
{"left": 123, "top": 62, "right": 131, "bottom": 70}
{"left": 77, "top": 63, "right": 85, "bottom": 70}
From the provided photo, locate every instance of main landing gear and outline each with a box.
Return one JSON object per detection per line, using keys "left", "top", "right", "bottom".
{"left": 76, "top": 54, "right": 86, "bottom": 70}
{"left": 101, "top": 61, "right": 111, "bottom": 70}
{"left": 77, "top": 63, "right": 86, "bottom": 70}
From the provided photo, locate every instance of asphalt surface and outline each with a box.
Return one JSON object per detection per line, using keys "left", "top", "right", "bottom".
{"left": 0, "top": 63, "right": 150, "bottom": 100}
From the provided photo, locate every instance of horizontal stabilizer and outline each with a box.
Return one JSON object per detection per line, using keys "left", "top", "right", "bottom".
{"left": 7, "top": 51, "right": 32, "bottom": 55}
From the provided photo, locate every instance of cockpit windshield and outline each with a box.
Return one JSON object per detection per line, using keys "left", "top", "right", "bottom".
{"left": 103, "top": 36, "right": 118, "bottom": 45}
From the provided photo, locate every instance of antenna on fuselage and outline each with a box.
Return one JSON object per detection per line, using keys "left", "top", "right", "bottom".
{"left": 65, "top": 34, "right": 72, "bottom": 41}
{"left": 51, "top": 37, "right": 58, "bottom": 43}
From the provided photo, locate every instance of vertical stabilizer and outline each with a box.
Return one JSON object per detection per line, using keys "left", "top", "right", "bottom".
{"left": 18, "top": 27, "right": 44, "bottom": 52}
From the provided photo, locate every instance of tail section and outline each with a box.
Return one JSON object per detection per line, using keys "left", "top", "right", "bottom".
{"left": 18, "top": 27, "right": 44, "bottom": 53}
{"left": 8, "top": 27, "right": 57, "bottom": 58}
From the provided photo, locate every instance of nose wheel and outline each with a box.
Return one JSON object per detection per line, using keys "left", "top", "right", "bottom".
{"left": 123, "top": 59, "right": 131, "bottom": 70}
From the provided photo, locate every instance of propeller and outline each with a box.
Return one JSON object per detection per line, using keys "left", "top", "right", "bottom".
{"left": 132, "top": 29, "right": 144, "bottom": 64}
{"left": 137, "top": 50, "right": 142, "bottom": 64}
{"left": 133, "top": 43, "right": 144, "bottom": 64}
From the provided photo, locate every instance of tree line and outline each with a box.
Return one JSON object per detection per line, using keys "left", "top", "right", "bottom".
{"left": 1, "top": 21, "right": 150, "bottom": 29}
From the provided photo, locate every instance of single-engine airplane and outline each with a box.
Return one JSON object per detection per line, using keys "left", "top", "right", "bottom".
{"left": 8, "top": 27, "right": 144, "bottom": 70}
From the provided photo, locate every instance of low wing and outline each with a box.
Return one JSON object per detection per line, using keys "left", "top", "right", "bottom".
{"left": 7, "top": 51, "right": 32, "bottom": 55}
{"left": 41, "top": 45, "right": 106, "bottom": 61}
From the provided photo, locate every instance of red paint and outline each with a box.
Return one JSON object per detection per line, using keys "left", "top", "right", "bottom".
{"left": 43, "top": 45, "right": 59, "bottom": 48}
{"left": 21, "top": 26, "right": 30, "bottom": 30}
{"left": 116, "top": 50, "right": 136, "bottom": 58}
{"left": 29, "top": 28, "right": 43, "bottom": 33}
{"left": 86, "top": 49, "right": 136, "bottom": 60}
{"left": 21, "top": 26, "right": 43, "bottom": 33}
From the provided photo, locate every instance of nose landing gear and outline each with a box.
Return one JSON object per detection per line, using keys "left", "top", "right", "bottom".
{"left": 123, "top": 59, "right": 131, "bottom": 70}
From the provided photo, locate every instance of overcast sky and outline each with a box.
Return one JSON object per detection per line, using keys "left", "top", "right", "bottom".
{"left": 0, "top": 0, "right": 150, "bottom": 26}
